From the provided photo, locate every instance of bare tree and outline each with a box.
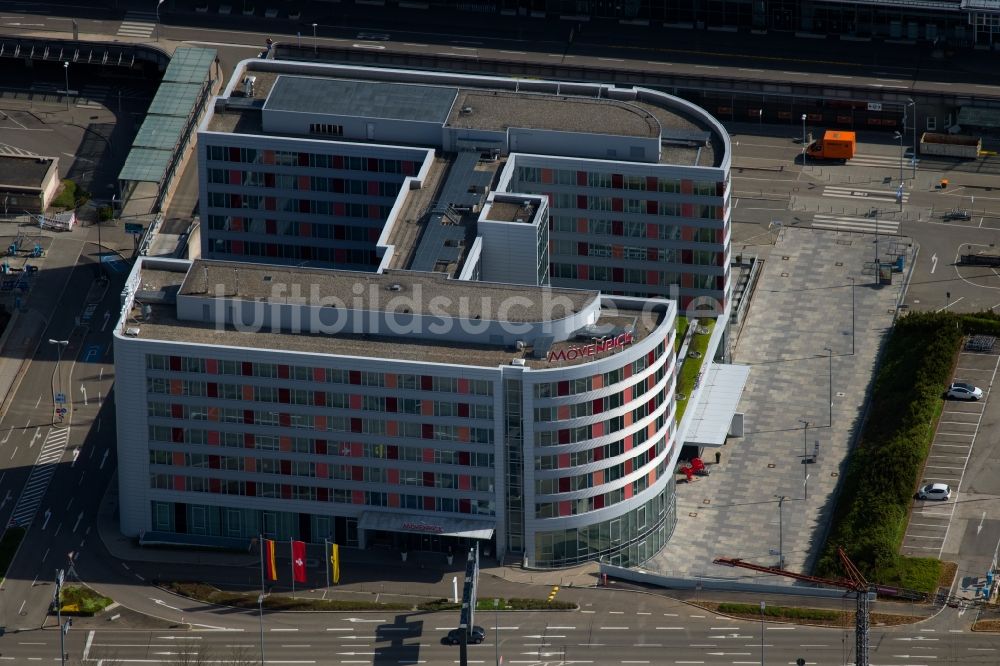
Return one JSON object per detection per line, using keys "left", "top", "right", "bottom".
{"left": 169, "top": 643, "right": 214, "bottom": 666}
{"left": 219, "top": 644, "right": 257, "bottom": 666}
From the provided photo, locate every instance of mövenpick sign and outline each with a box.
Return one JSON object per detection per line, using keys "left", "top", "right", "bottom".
{"left": 546, "top": 331, "right": 635, "bottom": 362}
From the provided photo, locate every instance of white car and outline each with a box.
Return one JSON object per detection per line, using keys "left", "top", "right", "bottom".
{"left": 917, "top": 483, "right": 951, "bottom": 501}
{"left": 946, "top": 382, "right": 983, "bottom": 401}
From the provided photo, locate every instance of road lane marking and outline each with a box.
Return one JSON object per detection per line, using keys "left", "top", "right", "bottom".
{"left": 600, "top": 626, "right": 630, "bottom": 630}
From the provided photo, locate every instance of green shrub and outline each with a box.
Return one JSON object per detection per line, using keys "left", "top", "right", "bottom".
{"left": 717, "top": 602, "right": 839, "bottom": 621}
{"left": 51, "top": 179, "right": 91, "bottom": 210}
{"left": 816, "top": 311, "right": 959, "bottom": 589}
{"left": 417, "top": 597, "right": 575, "bottom": 612}
{"left": 165, "top": 581, "right": 409, "bottom": 611}
{"left": 59, "top": 585, "right": 113, "bottom": 615}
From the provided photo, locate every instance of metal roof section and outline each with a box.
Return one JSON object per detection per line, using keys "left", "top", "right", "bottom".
{"left": 408, "top": 151, "right": 498, "bottom": 275}
{"left": 132, "top": 116, "right": 188, "bottom": 150}
{"left": 119, "top": 148, "right": 173, "bottom": 183}
{"left": 685, "top": 363, "right": 751, "bottom": 447}
{"left": 147, "top": 82, "right": 203, "bottom": 117}
{"left": 162, "top": 47, "right": 217, "bottom": 84}
{"left": 265, "top": 76, "right": 459, "bottom": 123}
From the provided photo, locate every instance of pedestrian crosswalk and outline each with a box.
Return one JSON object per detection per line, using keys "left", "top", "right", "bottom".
{"left": 822, "top": 185, "right": 910, "bottom": 204}
{"left": 848, "top": 153, "right": 920, "bottom": 170}
{"left": 117, "top": 11, "right": 157, "bottom": 38}
{"left": 811, "top": 213, "right": 901, "bottom": 235}
{"left": 0, "top": 143, "right": 38, "bottom": 157}
{"left": 8, "top": 427, "right": 71, "bottom": 528}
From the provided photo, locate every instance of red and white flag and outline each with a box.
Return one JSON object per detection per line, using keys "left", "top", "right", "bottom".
{"left": 291, "top": 540, "right": 307, "bottom": 583}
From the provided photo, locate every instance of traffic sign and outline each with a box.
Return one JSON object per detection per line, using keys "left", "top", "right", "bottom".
{"left": 57, "top": 408, "right": 67, "bottom": 415}
{"left": 867, "top": 102, "right": 882, "bottom": 111}
{"left": 55, "top": 393, "right": 66, "bottom": 403}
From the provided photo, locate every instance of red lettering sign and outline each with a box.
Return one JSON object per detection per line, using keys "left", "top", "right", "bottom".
{"left": 547, "top": 332, "right": 635, "bottom": 362}
{"left": 402, "top": 521, "right": 444, "bottom": 534}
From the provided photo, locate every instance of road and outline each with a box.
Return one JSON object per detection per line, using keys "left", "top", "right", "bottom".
{"left": 3, "top": 602, "right": 999, "bottom": 665}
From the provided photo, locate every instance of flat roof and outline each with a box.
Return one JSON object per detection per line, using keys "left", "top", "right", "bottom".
{"left": 446, "top": 90, "right": 659, "bottom": 138}
{"left": 685, "top": 363, "right": 751, "bottom": 447}
{"left": 0, "top": 155, "right": 54, "bottom": 189}
{"left": 127, "top": 260, "right": 664, "bottom": 369}
{"left": 485, "top": 200, "right": 534, "bottom": 223}
{"left": 266, "top": 76, "right": 459, "bottom": 123}
{"left": 180, "top": 260, "right": 593, "bottom": 322}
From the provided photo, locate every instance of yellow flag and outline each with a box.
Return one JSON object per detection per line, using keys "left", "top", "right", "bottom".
{"left": 331, "top": 543, "right": 340, "bottom": 585}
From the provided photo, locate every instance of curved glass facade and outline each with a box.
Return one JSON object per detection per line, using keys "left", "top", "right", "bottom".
{"left": 532, "top": 477, "right": 676, "bottom": 568}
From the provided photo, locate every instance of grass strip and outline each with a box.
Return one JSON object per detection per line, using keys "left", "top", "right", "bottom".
{"left": 59, "top": 585, "right": 114, "bottom": 616}
{"left": 166, "top": 581, "right": 410, "bottom": 612}
{"left": 418, "top": 597, "right": 576, "bottom": 612}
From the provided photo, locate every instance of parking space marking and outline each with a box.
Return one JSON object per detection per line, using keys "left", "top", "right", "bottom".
{"left": 902, "top": 350, "right": 1000, "bottom": 558}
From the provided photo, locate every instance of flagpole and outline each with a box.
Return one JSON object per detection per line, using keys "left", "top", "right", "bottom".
{"left": 290, "top": 539, "right": 296, "bottom": 599}
{"left": 324, "top": 538, "right": 330, "bottom": 590}
{"left": 258, "top": 536, "right": 266, "bottom": 666}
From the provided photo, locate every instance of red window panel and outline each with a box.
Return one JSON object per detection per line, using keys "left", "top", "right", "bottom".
{"left": 577, "top": 195, "right": 587, "bottom": 209}
{"left": 278, "top": 388, "right": 290, "bottom": 404}
{"left": 244, "top": 410, "right": 254, "bottom": 424}
{"left": 421, "top": 375, "right": 433, "bottom": 391}
{"left": 611, "top": 173, "right": 623, "bottom": 188}
{"left": 244, "top": 433, "right": 255, "bottom": 448}
{"left": 558, "top": 429, "right": 570, "bottom": 445}
{"left": 368, "top": 227, "right": 381, "bottom": 242}
{"left": 241, "top": 361, "right": 253, "bottom": 376}
{"left": 424, "top": 496, "right": 435, "bottom": 511}
{"left": 264, "top": 172, "right": 275, "bottom": 188}
{"left": 612, "top": 267, "right": 624, "bottom": 283}
{"left": 388, "top": 446, "right": 399, "bottom": 460}
{"left": 366, "top": 204, "right": 379, "bottom": 219}
{"left": 208, "top": 431, "right": 220, "bottom": 446}
{"left": 593, "top": 398, "right": 604, "bottom": 414}
{"left": 232, "top": 240, "right": 244, "bottom": 254}
{"left": 386, "top": 397, "right": 397, "bottom": 412}
{"left": 298, "top": 152, "right": 309, "bottom": 167}
{"left": 718, "top": 275, "right": 726, "bottom": 291}
{"left": 577, "top": 241, "right": 588, "bottom": 256}
{"left": 576, "top": 170, "right": 587, "bottom": 186}
{"left": 172, "top": 428, "right": 184, "bottom": 443}
{"left": 299, "top": 199, "right": 310, "bottom": 214}
{"left": 317, "top": 487, "right": 328, "bottom": 502}
{"left": 265, "top": 219, "right": 277, "bottom": 235}
{"left": 332, "top": 179, "right": 345, "bottom": 194}
{"left": 332, "top": 155, "right": 344, "bottom": 169}
{"left": 458, "top": 450, "right": 470, "bottom": 466}
{"left": 281, "top": 484, "right": 292, "bottom": 499}
{"left": 646, "top": 176, "right": 658, "bottom": 191}
{"left": 350, "top": 418, "right": 362, "bottom": 433}
{"left": 210, "top": 478, "right": 221, "bottom": 494}
{"left": 228, "top": 170, "right": 241, "bottom": 185}
{"left": 646, "top": 248, "right": 657, "bottom": 262}
{"left": 612, "top": 220, "right": 623, "bottom": 236}
{"left": 594, "top": 494, "right": 605, "bottom": 509}
{"left": 315, "top": 439, "right": 327, "bottom": 455}
{"left": 246, "top": 481, "right": 257, "bottom": 497}
{"left": 559, "top": 501, "right": 572, "bottom": 516}
{"left": 207, "top": 383, "right": 218, "bottom": 398}
{"left": 231, "top": 194, "right": 242, "bottom": 208}
{"left": 612, "top": 198, "right": 623, "bottom": 212}
{"left": 646, "top": 200, "right": 658, "bottom": 215}
{"left": 314, "top": 391, "right": 327, "bottom": 407}
{"left": 367, "top": 181, "right": 379, "bottom": 196}
{"left": 352, "top": 466, "right": 363, "bottom": 481}
{"left": 206, "top": 359, "right": 218, "bottom": 374}
{"left": 459, "top": 499, "right": 471, "bottom": 514}
{"left": 559, "top": 476, "right": 571, "bottom": 493}
{"left": 298, "top": 175, "right": 310, "bottom": 191}
{"left": 403, "top": 161, "right": 415, "bottom": 176}
{"left": 209, "top": 455, "right": 220, "bottom": 469}
{"left": 279, "top": 413, "right": 290, "bottom": 428}
{"left": 171, "top": 404, "right": 183, "bottom": 419}
{"left": 264, "top": 197, "right": 276, "bottom": 211}
{"left": 367, "top": 157, "right": 378, "bottom": 172}
{"left": 647, "top": 270, "right": 659, "bottom": 285}
{"left": 349, "top": 394, "right": 362, "bottom": 410}
{"left": 334, "top": 249, "right": 346, "bottom": 263}
{"left": 169, "top": 356, "right": 181, "bottom": 371}
{"left": 349, "top": 370, "right": 361, "bottom": 385}
{"left": 353, "top": 490, "right": 365, "bottom": 504}
{"left": 594, "top": 446, "right": 604, "bottom": 461}
{"left": 423, "top": 471, "right": 434, "bottom": 487}
{"left": 422, "top": 424, "right": 434, "bottom": 439}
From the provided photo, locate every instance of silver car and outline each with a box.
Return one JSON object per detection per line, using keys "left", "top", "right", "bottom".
{"left": 917, "top": 483, "right": 951, "bottom": 501}
{"left": 946, "top": 382, "right": 983, "bottom": 400}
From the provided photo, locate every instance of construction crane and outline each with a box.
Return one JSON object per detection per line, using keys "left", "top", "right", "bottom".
{"left": 714, "top": 547, "right": 873, "bottom": 666}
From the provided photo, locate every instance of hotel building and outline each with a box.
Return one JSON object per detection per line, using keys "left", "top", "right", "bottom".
{"left": 112, "top": 61, "right": 743, "bottom": 569}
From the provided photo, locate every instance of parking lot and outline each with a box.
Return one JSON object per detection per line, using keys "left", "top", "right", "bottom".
{"left": 900, "top": 345, "right": 1000, "bottom": 558}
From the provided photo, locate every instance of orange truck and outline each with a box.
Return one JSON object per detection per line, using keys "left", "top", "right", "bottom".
{"left": 806, "top": 130, "right": 856, "bottom": 162}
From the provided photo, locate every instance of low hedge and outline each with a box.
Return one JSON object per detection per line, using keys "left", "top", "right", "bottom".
{"left": 417, "top": 597, "right": 576, "bottom": 612}
{"left": 166, "top": 581, "right": 409, "bottom": 611}
{"left": 717, "top": 602, "right": 839, "bottom": 621}
{"left": 816, "top": 311, "right": 960, "bottom": 591}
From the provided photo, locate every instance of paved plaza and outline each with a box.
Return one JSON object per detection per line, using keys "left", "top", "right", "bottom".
{"left": 648, "top": 226, "right": 915, "bottom": 581}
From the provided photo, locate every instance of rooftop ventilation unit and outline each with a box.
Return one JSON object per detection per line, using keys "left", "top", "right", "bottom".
{"left": 125, "top": 327, "right": 141, "bottom": 337}
{"left": 387, "top": 283, "right": 403, "bottom": 292}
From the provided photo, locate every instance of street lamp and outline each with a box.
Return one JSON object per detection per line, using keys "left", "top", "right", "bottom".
{"left": 774, "top": 495, "right": 788, "bottom": 569}
{"left": 494, "top": 598, "right": 501, "bottom": 666}
{"left": 801, "top": 421, "right": 809, "bottom": 501}
{"left": 801, "top": 113, "right": 807, "bottom": 166}
{"left": 257, "top": 593, "right": 265, "bottom": 665}
{"left": 824, "top": 347, "right": 833, "bottom": 428}
{"left": 893, "top": 130, "right": 904, "bottom": 186}
{"left": 759, "top": 601, "right": 766, "bottom": 666}
{"left": 848, "top": 276, "right": 855, "bottom": 356}
{"left": 907, "top": 98, "right": 916, "bottom": 178}
{"left": 63, "top": 62, "right": 69, "bottom": 95}
{"left": 155, "top": 0, "right": 164, "bottom": 42}
{"left": 312, "top": 23, "right": 318, "bottom": 55}
{"left": 49, "top": 338, "right": 69, "bottom": 422}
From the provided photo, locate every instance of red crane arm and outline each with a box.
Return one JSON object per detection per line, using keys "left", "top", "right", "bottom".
{"left": 712, "top": 557, "right": 861, "bottom": 592}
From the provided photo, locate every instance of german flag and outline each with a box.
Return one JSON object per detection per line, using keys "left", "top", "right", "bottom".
{"left": 264, "top": 538, "right": 278, "bottom": 581}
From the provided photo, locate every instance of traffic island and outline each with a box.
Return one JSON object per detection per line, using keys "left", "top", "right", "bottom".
{"left": 54, "top": 585, "right": 114, "bottom": 617}
{"left": 164, "top": 581, "right": 410, "bottom": 611}
{"left": 698, "top": 601, "right": 922, "bottom": 627}
{"left": 417, "top": 597, "right": 576, "bottom": 612}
